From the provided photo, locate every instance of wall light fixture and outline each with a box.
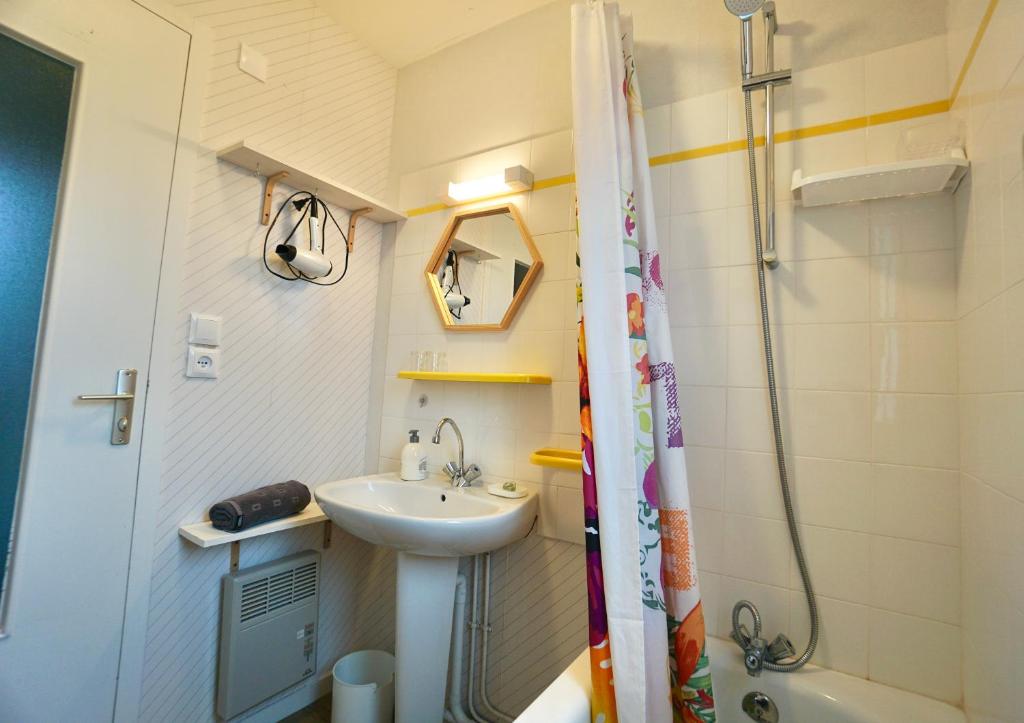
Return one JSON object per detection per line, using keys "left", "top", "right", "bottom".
{"left": 445, "top": 165, "right": 534, "bottom": 204}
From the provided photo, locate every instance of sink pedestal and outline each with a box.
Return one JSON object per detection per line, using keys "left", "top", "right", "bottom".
{"left": 395, "top": 552, "right": 458, "bottom": 723}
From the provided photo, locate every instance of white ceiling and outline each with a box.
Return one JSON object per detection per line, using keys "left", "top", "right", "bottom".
{"left": 318, "top": 0, "right": 557, "bottom": 68}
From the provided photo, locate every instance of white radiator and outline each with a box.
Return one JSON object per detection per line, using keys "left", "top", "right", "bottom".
{"left": 216, "top": 549, "right": 320, "bottom": 719}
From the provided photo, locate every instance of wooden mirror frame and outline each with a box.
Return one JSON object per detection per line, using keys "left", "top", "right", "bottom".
{"left": 424, "top": 202, "right": 544, "bottom": 332}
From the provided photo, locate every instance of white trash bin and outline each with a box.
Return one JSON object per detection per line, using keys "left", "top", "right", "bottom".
{"left": 331, "top": 650, "right": 395, "bottom": 723}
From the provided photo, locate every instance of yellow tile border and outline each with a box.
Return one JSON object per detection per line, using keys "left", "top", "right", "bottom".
{"left": 404, "top": 4, "right": 997, "bottom": 218}
{"left": 949, "top": 0, "right": 1000, "bottom": 106}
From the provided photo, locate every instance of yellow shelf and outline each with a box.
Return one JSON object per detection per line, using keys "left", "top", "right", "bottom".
{"left": 530, "top": 448, "right": 583, "bottom": 471}
{"left": 397, "top": 371, "right": 552, "bottom": 384}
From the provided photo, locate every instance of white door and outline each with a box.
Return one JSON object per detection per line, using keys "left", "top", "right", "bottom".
{"left": 0, "top": 1, "right": 190, "bottom": 719}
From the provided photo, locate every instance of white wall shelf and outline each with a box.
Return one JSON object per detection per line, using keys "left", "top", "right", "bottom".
{"left": 792, "top": 148, "right": 969, "bottom": 207}
{"left": 178, "top": 501, "right": 328, "bottom": 549}
{"left": 217, "top": 140, "right": 406, "bottom": 224}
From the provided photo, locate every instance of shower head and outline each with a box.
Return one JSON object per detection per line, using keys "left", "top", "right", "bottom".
{"left": 724, "top": 0, "right": 765, "bottom": 79}
{"left": 723, "top": 0, "right": 765, "bottom": 20}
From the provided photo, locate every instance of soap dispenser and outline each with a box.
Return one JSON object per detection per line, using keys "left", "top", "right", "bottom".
{"left": 400, "top": 429, "right": 428, "bottom": 481}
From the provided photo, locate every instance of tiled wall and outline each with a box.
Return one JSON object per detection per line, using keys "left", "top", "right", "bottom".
{"left": 380, "top": 131, "right": 589, "bottom": 714}
{"left": 948, "top": 0, "right": 1024, "bottom": 720}
{"left": 650, "top": 37, "right": 963, "bottom": 705}
{"left": 137, "top": 2, "right": 399, "bottom": 720}
{"left": 378, "top": 34, "right": 966, "bottom": 709}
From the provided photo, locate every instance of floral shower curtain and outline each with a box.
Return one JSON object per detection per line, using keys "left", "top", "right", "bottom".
{"left": 571, "top": 3, "right": 715, "bottom": 721}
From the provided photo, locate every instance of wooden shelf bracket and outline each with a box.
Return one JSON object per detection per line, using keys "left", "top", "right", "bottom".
{"left": 261, "top": 170, "right": 289, "bottom": 225}
{"left": 347, "top": 207, "right": 373, "bottom": 252}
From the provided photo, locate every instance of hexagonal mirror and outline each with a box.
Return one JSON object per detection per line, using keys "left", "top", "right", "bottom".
{"left": 424, "top": 203, "right": 543, "bottom": 331}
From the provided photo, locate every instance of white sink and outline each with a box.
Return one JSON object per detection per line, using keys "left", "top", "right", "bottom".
{"left": 314, "top": 473, "right": 537, "bottom": 557}
{"left": 314, "top": 473, "right": 538, "bottom": 723}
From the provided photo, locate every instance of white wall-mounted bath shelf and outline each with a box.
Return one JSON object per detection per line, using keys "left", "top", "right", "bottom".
{"left": 217, "top": 141, "right": 406, "bottom": 239}
{"left": 792, "top": 148, "right": 969, "bottom": 207}
{"left": 179, "top": 501, "right": 328, "bottom": 549}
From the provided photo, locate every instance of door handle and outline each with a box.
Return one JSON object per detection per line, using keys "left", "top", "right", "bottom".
{"left": 78, "top": 368, "right": 137, "bottom": 445}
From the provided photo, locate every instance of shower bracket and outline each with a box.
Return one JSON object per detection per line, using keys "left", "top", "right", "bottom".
{"left": 741, "top": 68, "right": 791, "bottom": 93}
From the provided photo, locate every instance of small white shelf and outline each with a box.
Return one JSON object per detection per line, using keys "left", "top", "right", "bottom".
{"left": 450, "top": 237, "right": 500, "bottom": 261}
{"left": 178, "top": 501, "right": 328, "bottom": 549}
{"left": 792, "top": 148, "right": 969, "bottom": 207}
{"left": 217, "top": 140, "right": 406, "bottom": 224}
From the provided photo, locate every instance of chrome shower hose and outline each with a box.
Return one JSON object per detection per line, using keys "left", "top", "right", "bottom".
{"left": 738, "top": 88, "right": 819, "bottom": 671}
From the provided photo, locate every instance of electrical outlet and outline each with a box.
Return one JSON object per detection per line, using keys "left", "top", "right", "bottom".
{"left": 187, "top": 345, "right": 220, "bottom": 379}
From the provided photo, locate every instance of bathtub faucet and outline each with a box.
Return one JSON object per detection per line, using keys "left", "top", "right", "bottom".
{"left": 731, "top": 600, "right": 796, "bottom": 677}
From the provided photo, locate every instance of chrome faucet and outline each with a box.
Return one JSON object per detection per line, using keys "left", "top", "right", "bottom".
{"left": 731, "top": 600, "right": 796, "bottom": 676}
{"left": 431, "top": 417, "right": 481, "bottom": 488}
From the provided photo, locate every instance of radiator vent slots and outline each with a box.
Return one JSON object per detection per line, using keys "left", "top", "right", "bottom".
{"left": 237, "top": 559, "right": 319, "bottom": 625}
{"left": 294, "top": 561, "right": 317, "bottom": 601}
{"left": 240, "top": 579, "right": 269, "bottom": 623}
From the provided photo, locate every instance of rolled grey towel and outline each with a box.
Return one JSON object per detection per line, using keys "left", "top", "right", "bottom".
{"left": 209, "top": 481, "right": 311, "bottom": 532}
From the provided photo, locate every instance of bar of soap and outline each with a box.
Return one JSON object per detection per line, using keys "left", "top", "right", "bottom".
{"left": 486, "top": 481, "right": 527, "bottom": 499}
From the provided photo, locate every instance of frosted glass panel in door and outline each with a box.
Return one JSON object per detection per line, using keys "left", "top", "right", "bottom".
{"left": 0, "top": 33, "right": 74, "bottom": 596}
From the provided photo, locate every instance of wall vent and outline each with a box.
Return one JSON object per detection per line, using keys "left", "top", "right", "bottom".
{"left": 216, "top": 550, "right": 320, "bottom": 719}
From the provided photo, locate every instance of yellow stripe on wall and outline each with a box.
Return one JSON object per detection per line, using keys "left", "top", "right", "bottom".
{"left": 404, "top": 2, "right": 995, "bottom": 218}
{"left": 949, "top": 0, "right": 1000, "bottom": 106}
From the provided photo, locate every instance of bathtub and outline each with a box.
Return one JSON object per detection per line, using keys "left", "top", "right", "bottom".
{"left": 516, "top": 636, "right": 966, "bottom": 722}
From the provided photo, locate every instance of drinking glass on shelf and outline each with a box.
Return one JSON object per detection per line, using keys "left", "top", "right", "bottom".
{"left": 417, "top": 350, "right": 435, "bottom": 371}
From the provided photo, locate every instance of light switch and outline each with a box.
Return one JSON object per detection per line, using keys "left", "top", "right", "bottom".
{"left": 189, "top": 312, "right": 222, "bottom": 347}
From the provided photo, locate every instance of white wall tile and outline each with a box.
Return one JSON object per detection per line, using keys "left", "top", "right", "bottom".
{"left": 871, "top": 393, "right": 959, "bottom": 469}
{"left": 871, "top": 322, "right": 958, "bottom": 393}
{"left": 865, "top": 36, "right": 950, "bottom": 114}
{"left": 868, "top": 609, "right": 961, "bottom": 704}
{"left": 724, "top": 450, "right": 785, "bottom": 521}
{"left": 793, "top": 323, "right": 871, "bottom": 391}
{"left": 673, "top": 326, "right": 728, "bottom": 387}
{"left": 726, "top": 387, "right": 774, "bottom": 454}
{"left": 784, "top": 390, "right": 871, "bottom": 461}
{"left": 792, "top": 257, "right": 870, "bottom": 324}
{"left": 722, "top": 514, "right": 792, "bottom": 588}
{"left": 726, "top": 325, "right": 769, "bottom": 388}
{"left": 869, "top": 537, "right": 960, "bottom": 624}
{"left": 529, "top": 129, "right": 574, "bottom": 181}
{"left": 667, "top": 267, "right": 730, "bottom": 326}
{"left": 670, "top": 90, "right": 729, "bottom": 151}
{"left": 684, "top": 446, "right": 725, "bottom": 511}
{"left": 669, "top": 209, "right": 731, "bottom": 269}
{"left": 786, "top": 203, "right": 869, "bottom": 261}
{"left": 870, "top": 250, "right": 957, "bottom": 321}
{"left": 527, "top": 183, "right": 574, "bottom": 236}
{"left": 869, "top": 196, "right": 955, "bottom": 256}
{"left": 871, "top": 464, "right": 960, "bottom": 546}
{"left": 693, "top": 508, "right": 724, "bottom": 574}
{"left": 792, "top": 457, "right": 872, "bottom": 532}
{"left": 679, "top": 385, "right": 727, "bottom": 448}
{"left": 795, "top": 526, "right": 870, "bottom": 605}
{"left": 789, "top": 593, "right": 870, "bottom": 678}
{"left": 958, "top": 295, "right": 1007, "bottom": 393}
{"left": 643, "top": 104, "right": 670, "bottom": 158}
{"left": 790, "top": 56, "right": 866, "bottom": 128}
{"left": 670, "top": 155, "right": 728, "bottom": 214}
